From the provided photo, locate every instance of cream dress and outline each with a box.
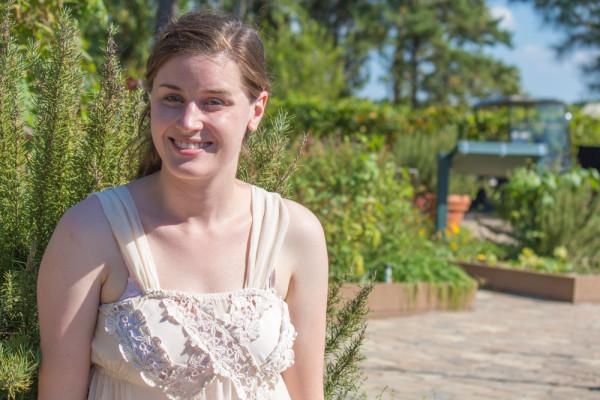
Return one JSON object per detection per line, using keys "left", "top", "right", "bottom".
{"left": 87, "top": 184, "right": 297, "bottom": 400}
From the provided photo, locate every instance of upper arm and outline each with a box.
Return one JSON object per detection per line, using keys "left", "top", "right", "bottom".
{"left": 37, "top": 196, "right": 108, "bottom": 400}
{"left": 281, "top": 199, "right": 328, "bottom": 400}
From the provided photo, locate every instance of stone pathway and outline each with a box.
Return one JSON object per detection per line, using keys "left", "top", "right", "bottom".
{"left": 361, "top": 290, "right": 600, "bottom": 399}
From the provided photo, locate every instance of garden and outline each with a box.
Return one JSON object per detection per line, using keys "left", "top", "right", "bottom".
{"left": 2, "top": 1, "right": 600, "bottom": 399}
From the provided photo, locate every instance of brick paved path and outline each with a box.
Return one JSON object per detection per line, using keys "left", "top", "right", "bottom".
{"left": 361, "top": 290, "right": 600, "bottom": 399}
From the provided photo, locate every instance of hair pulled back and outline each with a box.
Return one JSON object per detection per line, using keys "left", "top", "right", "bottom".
{"left": 136, "top": 12, "right": 270, "bottom": 178}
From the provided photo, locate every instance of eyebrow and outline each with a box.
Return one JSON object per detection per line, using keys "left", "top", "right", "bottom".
{"left": 157, "top": 83, "right": 232, "bottom": 96}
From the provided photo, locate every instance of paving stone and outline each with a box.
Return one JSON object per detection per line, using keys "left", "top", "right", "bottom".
{"left": 361, "top": 289, "right": 600, "bottom": 399}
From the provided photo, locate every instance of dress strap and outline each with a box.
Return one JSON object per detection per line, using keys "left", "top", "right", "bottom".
{"left": 93, "top": 186, "right": 160, "bottom": 292}
{"left": 245, "top": 185, "right": 290, "bottom": 290}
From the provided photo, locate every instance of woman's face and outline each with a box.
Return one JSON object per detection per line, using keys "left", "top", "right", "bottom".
{"left": 150, "top": 53, "right": 267, "bottom": 181}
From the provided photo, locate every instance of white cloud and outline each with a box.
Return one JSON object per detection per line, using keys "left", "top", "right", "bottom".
{"left": 490, "top": 5, "right": 516, "bottom": 31}
{"left": 572, "top": 49, "right": 596, "bottom": 64}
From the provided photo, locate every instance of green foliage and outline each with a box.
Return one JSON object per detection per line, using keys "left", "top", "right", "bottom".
{"left": 299, "top": 0, "right": 387, "bottom": 91}
{"left": 28, "top": 10, "right": 83, "bottom": 258}
{"left": 237, "top": 111, "right": 304, "bottom": 197}
{"left": 508, "top": 246, "right": 574, "bottom": 274}
{"left": 324, "top": 280, "right": 372, "bottom": 400}
{"left": 269, "top": 97, "right": 463, "bottom": 140}
{"left": 7, "top": 0, "right": 156, "bottom": 78}
{"left": 443, "top": 226, "right": 507, "bottom": 265}
{"left": 0, "top": 337, "right": 37, "bottom": 400}
{"left": 72, "top": 25, "right": 144, "bottom": 197}
{"left": 393, "top": 126, "right": 457, "bottom": 193}
{"left": 497, "top": 167, "right": 600, "bottom": 273}
{"left": 290, "top": 136, "right": 477, "bottom": 301}
{"left": 0, "top": 8, "right": 142, "bottom": 398}
{"left": 385, "top": 0, "right": 520, "bottom": 107}
{"left": 570, "top": 107, "right": 600, "bottom": 147}
{"left": 291, "top": 138, "right": 421, "bottom": 280}
{"left": 0, "top": 3, "right": 28, "bottom": 270}
{"left": 262, "top": 4, "right": 346, "bottom": 100}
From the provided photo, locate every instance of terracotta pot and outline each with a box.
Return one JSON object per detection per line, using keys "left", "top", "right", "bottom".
{"left": 413, "top": 193, "right": 472, "bottom": 228}
{"left": 447, "top": 194, "right": 471, "bottom": 228}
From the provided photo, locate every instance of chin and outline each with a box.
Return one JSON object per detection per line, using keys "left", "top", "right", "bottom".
{"left": 161, "top": 159, "right": 237, "bottom": 182}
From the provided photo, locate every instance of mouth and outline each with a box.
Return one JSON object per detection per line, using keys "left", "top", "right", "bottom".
{"left": 169, "top": 137, "right": 214, "bottom": 153}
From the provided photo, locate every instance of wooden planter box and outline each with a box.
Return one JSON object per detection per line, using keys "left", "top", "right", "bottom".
{"left": 340, "top": 282, "right": 477, "bottom": 318}
{"left": 458, "top": 261, "right": 600, "bottom": 303}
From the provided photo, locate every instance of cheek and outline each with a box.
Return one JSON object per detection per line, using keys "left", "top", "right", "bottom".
{"left": 150, "top": 103, "right": 178, "bottom": 134}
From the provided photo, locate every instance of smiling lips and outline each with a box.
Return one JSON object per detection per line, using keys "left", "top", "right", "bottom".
{"left": 169, "top": 137, "right": 213, "bottom": 154}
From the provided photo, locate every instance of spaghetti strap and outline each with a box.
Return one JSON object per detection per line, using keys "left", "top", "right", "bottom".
{"left": 93, "top": 186, "right": 160, "bottom": 292}
{"left": 245, "top": 185, "right": 290, "bottom": 290}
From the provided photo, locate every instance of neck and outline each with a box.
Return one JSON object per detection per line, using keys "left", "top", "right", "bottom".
{"left": 144, "top": 169, "right": 250, "bottom": 228}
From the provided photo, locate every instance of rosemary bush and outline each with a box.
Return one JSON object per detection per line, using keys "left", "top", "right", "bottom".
{"left": 0, "top": 8, "right": 371, "bottom": 399}
{"left": 0, "top": 7, "right": 142, "bottom": 397}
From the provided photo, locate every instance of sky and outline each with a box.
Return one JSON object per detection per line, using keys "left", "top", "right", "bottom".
{"left": 357, "top": 0, "right": 593, "bottom": 104}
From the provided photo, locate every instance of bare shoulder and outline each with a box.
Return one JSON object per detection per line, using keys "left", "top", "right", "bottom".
{"left": 282, "top": 198, "right": 325, "bottom": 241}
{"left": 40, "top": 193, "right": 114, "bottom": 280}
{"left": 55, "top": 194, "right": 111, "bottom": 249}
{"left": 281, "top": 198, "right": 328, "bottom": 276}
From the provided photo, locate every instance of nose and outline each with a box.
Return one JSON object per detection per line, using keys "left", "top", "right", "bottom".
{"left": 176, "top": 101, "right": 204, "bottom": 132}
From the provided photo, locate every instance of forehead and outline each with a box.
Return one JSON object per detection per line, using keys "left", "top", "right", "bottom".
{"left": 153, "top": 53, "right": 245, "bottom": 93}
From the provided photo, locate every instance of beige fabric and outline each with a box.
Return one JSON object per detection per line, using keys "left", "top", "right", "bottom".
{"left": 88, "top": 185, "right": 295, "bottom": 400}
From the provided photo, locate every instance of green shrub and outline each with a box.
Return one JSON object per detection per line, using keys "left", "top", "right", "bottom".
{"left": 570, "top": 108, "right": 600, "bottom": 147}
{"left": 290, "top": 137, "right": 422, "bottom": 280}
{"left": 497, "top": 167, "right": 600, "bottom": 273}
{"left": 268, "top": 97, "right": 463, "bottom": 142}
{"left": 290, "top": 137, "right": 477, "bottom": 293}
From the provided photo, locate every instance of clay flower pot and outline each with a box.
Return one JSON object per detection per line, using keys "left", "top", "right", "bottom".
{"left": 447, "top": 194, "right": 471, "bottom": 228}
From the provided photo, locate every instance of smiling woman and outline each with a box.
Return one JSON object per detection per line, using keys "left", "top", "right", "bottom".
{"left": 36, "top": 12, "right": 328, "bottom": 400}
{"left": 149, "top": 54, "right": 266, "bottom": 181}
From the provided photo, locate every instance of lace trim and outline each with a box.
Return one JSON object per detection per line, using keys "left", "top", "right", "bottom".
{"left": 100, "top": 288, "right": 296, "bottom": 400}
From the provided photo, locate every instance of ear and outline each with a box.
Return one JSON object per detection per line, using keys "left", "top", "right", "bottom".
{"left": 247, "top": 90, "right": 269, "bottom": 132}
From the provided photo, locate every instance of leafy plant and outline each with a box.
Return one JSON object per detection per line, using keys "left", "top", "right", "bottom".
{"left": 324, "top": 279, "right": 372, "bottom": 400}
{"left": 291, "top": 137, "right": 422, "bottom": 280}
{"left": 570, "top": 107, "right": 600, "bottom": 148}
{"left": 496, "top": 167, "right": 600, "bottom": 273}
{"left": 393, "top": 128, "right": 457, "bottom": 193}
{"left": 0, "top": 7, "right": 143, "bottom": 398}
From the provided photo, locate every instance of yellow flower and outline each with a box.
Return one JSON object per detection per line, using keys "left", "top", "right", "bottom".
{"left": 476, "top": 253, "right": 487, "bottom": 261}
{"left": 553, "top": 246, "right": 568, "bottom": 260}
{"left": 449, "top": 242, "right": 459, "bottom": 252}
{"left": 354, "top": 254, "right": 365, "bottom": 277}
{"left": 521, "top": 247, "right": 534, "bottom": 257}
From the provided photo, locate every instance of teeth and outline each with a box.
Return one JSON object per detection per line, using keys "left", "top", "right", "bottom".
{"left": 173, "top": 140, "right": 211, "bottom": 150}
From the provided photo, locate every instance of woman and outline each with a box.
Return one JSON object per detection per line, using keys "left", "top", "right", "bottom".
{"left": 37, "top": 12, "right": 328, "bottom": 400}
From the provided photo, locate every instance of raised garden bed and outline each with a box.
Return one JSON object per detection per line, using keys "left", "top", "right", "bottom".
{"left": 458, "top": 261, "right": 600, "bottom": 303}
{"left": 340, "top": 282, "right": 477, "bottom": 318}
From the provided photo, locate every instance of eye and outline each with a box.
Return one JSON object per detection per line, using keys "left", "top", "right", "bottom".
{"left": 163, "top": 94, "right": 184, "bottom": 104}
{"left": 203, "top": 98, "right": 225, "bottom": 109}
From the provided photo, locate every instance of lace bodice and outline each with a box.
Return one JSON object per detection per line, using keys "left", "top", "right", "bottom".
{"left": 88, "top": 185, "right": 296, "bottom": 400}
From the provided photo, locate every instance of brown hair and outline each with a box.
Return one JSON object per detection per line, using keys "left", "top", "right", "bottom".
{"left": 135, "top": 12, "right": 270, "bottom": 178}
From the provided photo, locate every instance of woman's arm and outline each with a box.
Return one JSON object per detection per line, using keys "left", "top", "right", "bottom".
{"left": 37, "top": 198, "right": 108, "bottom": 400}
{"left": 281, "top": 200, "right": 329, "bottom": 400}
